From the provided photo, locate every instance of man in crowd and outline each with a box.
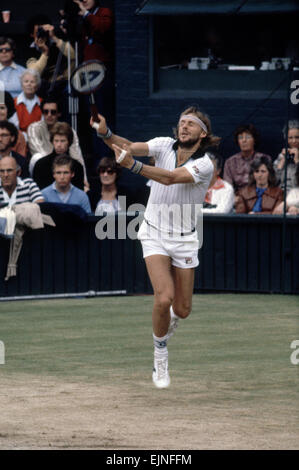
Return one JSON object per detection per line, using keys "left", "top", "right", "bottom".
{"left": 0, "top": 155, "right": 43, "bottom": 205}
{"left": 32, "top": 121, "right": 84, "bottom": 190}
{"left": 28, "top": 98, "right": 88, "bottom": 188}
{"left": 41, "top": 155, "right": 91, "bottom": 213}
{"left": 26, "top": 15, "right": 74, "bottom": 97}
{"left": 0, "top": 121, "right": 29, "bottom": 177}
{"left": 0, "top": 37, "right": 26, "bottom": 98}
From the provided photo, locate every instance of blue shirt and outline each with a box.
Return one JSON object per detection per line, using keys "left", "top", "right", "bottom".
{"left": 0, "top": 62, "right": 26, "bottom": 98}
{"left": 42, "top": 183, "right": 91, "bottom": 214}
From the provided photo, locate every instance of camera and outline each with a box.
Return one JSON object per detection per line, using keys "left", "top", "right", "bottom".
{"left": 36, "top": 26, "right": 50, "bottom": 44}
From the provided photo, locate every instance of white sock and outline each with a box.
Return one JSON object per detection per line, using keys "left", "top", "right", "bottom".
{"left": 153, "top": 333, "right": 168, "bottom": 357}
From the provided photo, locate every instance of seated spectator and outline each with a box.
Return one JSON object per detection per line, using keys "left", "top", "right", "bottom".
{"left": 0, "top": 37, "right": 26, "bottom": 98}
{"left": 28, "top": 98, "right": 88, "bottom": 187}
{"left": 0, "top": 121, "right": 29, "bottom": 177}
{"left": 88, "top": 157, "right": 127, "bottom": 214}
{"left": 235, "top": 156, "right": 283, "bottom": 214}
{"left": 14, "top": 69, "right": 43, "bottom": 135}
{"left": 0, "top": 92, "right": 27, "bottom": 157}
{"left": 223, "top": 124, "right": 272, "bottom": 193}
{"left": 32, "top": 121, "right": 84, "bottom": 190}
{"left": 0, "top": 155, "right": 43, "bottom": 205}
{"left": 26, "top": 15, "right": 75, "bottom": 97}
{"left": 273, "top": 163, "right": 299, "bottom": 215}
{"left": 202, "top": 152, "right": 234, "bottom": 214}
{"left": 41, "top": 155, "right": 91, "bottom": 213}
{"left": 273, "top": 120, "right": 299, "bottom": 192}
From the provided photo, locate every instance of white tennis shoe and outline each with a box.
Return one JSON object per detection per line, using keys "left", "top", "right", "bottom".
{"left": 152, "top": 355, "right": 170, "bottom": 389}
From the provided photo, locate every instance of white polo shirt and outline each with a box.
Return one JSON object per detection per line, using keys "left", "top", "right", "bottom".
{"left": 143, "top": 137, "right": 213, "bottom": 237}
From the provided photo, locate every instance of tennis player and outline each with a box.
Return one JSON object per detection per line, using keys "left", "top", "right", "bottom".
{"left": 90, "top": 107, "right": 220, "bottom": 388}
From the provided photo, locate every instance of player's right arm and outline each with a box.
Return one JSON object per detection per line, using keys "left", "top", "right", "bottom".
{"left": 90, "top": 114, "right": 149, "bottom": 157}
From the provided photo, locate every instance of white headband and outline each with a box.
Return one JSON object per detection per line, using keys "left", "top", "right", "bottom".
{"left": 179, "top": 114, "right": 208, "bottom": 133}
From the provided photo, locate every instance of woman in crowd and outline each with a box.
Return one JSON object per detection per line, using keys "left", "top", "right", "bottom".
{"left": 14, "top": 69, "right": 43, "bottom": 136}
{"left": 273, "top": 120, "right": 299, "bottom": 192}
{"left": 88, "top": 157, "right": 122, "bottom": 214}
{"left": 0, "top": 91, "right": 27, "bottom": 157}
{"left": 274, "top": 163, "right": 299, "bottom": 215}
{"left": 202, "top": 152, "right": 234, "bottom": 213}
{"left": 235, "top": 156, "right": 283, "bottom": 214}
{"left": 223, "top": 124, "right": 272, "bottom": 193}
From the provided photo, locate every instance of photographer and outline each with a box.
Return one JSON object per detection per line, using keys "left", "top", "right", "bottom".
{"left": 274, "top": 120, "right": 299, "bottom": 192}
{"left": 26, "top": 14, "right": 75, "bottom": 97}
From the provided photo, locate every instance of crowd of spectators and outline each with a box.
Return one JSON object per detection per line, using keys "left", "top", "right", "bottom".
{"left": 0, "top": 1, "right": 298, "bottom": 223}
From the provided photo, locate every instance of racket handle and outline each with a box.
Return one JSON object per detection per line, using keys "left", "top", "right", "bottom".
{"left": 90, "top": 103, "right": 100, "bottom": 122}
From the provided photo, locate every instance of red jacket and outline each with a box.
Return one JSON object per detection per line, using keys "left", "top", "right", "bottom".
{"left": 81, "top": 8, "right": 113, "bottom": 63}
{"left": 14, "top": 97, "right": 42, "bottom": 133}
{"left": 235, "top": 185, "right": 284, "bottom": 214}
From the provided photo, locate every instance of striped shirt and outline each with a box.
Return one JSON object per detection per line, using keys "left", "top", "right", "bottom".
{"left": 144, "top": 137, "right": 213, "bottom": 236}
{"left": 0, "top": 177, "right": 43, "bottom": 206}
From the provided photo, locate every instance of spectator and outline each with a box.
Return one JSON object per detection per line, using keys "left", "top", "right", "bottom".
{"left": 28, "top": 98, "right": 87, "bottom": 186}
{"left": 202, "top": 152, "right": 234, "bottom": 214}
{"left": 72, "top": 0, "right": 114, "bottom": 157}
{"left": 14, "top": 69, "right": 43, "bottom": 135}
{"left": 42, "top": 155, "right": 91, "bottom": 213}
{"left": 235, "top": 156, "right": 283, "bottom": 214}
{"left": 73, "top": 0, "right": 113, "bottom": 63}
{"left": 0, "top": 155, "right": 43, "bottom": 205}
{"left": 26, "top": 15, "right": 75, "bottom": 97}
{"left": 0, "top": 92, "right": 27, "bottom": 157}
{"left": 0, "top": 121, "right": 29, "bottom": 177}
{"left": 273, "top": 120, "right": 299, "bottom": 192}
{"left": 223, "top": 124, "right": 272, "bottom": 192}
{"left": 32, "top": 121, "right": 84, "bottom": 190}
{"left": 0, "top": 37, "right": 26, "bottom": 98}
{"left": 88, "top": 157, "right": 126, "bottom": 214}
{"left": 273, "top": 163, "right": 299, "bottom": 215}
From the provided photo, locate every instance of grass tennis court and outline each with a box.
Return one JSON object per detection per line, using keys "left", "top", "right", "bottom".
{"left": 0, "top": 293, "right": 298, "bottom": 449}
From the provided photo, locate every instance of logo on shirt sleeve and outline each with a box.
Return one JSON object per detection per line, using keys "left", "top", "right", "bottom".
{"left": 192, "top": 165, "right": 200, "bottom": 175}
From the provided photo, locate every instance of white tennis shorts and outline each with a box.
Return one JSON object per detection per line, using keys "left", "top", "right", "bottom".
{"left": 137, "top": 220, "right": 199, "bottom": 269}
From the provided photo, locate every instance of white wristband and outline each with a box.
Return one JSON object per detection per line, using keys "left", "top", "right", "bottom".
{"left": 117, "top": 150, "right": 127, "bottom": 163}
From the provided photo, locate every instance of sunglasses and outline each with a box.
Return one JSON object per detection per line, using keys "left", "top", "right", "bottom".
{"left": 99, "top": 168, "right": 116, "bottom": 175}
{"left": 0, "top": 48, "right": 12, "bottom": 53}
{"left": 43, "top": 109, "right": 57, "bottom": 115}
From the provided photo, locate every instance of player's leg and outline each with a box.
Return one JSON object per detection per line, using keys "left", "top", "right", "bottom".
{"left": 145, "top": 254, "right": 175, "bottom": 388}
{"left": 166, "top": 266, "right": 195, "bottom": 340}
{"left": 172, "top": 265, "right": 195, "bottom": 318}
{"left": 145, "top": 254, "right": 175, "bottom": 337}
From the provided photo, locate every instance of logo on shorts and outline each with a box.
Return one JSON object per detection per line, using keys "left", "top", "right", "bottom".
{"left": 185, "top": 257, "right": 193, "bottom": 265}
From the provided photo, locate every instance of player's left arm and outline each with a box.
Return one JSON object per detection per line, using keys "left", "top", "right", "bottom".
{"left": 112, "top": 144, "right": 194, "bottom": 185}
{"left": 140, "top": 164, "right": 193, "bottom": 185}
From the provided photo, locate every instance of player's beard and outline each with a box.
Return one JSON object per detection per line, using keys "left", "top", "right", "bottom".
{"left": 178, "top": 137, "right": 200, "bottom": 148}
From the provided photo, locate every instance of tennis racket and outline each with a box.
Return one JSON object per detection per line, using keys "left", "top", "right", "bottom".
{"left": 70, "top": 60, "right": 106, "bottom": 123}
